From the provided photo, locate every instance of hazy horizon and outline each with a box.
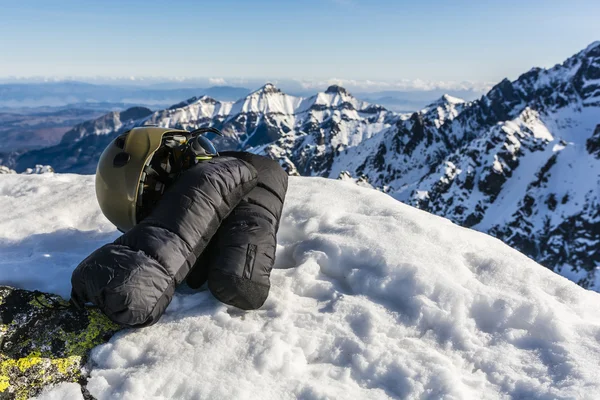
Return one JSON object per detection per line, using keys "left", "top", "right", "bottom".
{"left": 0, "top": 76, "right": 496, "bottom": 95}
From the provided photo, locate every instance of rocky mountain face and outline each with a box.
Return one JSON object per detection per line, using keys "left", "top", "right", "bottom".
{"left": 6, "top": 42, "right": 600, "bottom": 289}
{"left": 339, "top": 41, "right": 600, "bottom": 288}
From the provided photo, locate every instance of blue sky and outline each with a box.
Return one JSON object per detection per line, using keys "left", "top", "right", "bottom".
{"left": 0, "top": 0, "right": 598, "bottom": 83}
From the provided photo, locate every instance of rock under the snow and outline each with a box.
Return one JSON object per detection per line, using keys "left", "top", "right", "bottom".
{"left": 0, "top": 286, "right": 121, "bottom": 399}
{"left": 337, "top": 170, "right": 374, "bottom": 189}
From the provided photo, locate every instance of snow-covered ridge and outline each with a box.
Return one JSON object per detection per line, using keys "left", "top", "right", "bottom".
{"left": 1, "top": 173, "right": 600, "bottom": 399}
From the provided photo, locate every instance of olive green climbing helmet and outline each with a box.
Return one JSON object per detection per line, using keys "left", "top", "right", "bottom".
{"left": 95, "top": 126, "right": 221, "bottom": 232}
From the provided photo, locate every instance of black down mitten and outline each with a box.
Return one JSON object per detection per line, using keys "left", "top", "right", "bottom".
{"left": 186, "top": 152, "right": 288, "bottom": 310}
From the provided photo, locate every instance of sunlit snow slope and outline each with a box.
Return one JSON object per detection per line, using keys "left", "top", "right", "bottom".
{"left": 0, "top": 173, "right": 599, "bottom": 400}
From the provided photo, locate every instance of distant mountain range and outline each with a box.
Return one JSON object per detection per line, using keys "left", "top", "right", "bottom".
{"left": 357, "top": 89, "right": 485, "bottom": 112}
{"left": 0, "top": 85, "right": 254, "bottom": 153}
{"left": 0, "top": 79, "right": 486, "bottom": 114}
{"left": 0, "top": 108, "right": 111, "bottom": 152}
{"left": 0, "top": 82, "right": 251, "bottom": 108}
{"left": 2, "top": 42, "right": 599, "bottom": 290}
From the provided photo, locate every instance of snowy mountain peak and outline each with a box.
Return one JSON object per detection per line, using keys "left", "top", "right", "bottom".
{"left": 302, "top": 85, "right": 370, "bottom": 114}
{"left": 497, "top": 40, "right": 600, "bottom": 111}
{"left": 254, "top": 82, "right": 282, "bottom": 95}
{"left": 418, "top": 94, "right": 468, "bottom": 128}
{"left": 197, "top": 95, "right": 219, "bottom": 104}
{"left": 441, "top": 94, "right": 466, "bottom": 104}
{"left": 228, "top": 83, "right": 301, "bottom": 115}
{"left": 425, "top": 94, "right": 466, "bottom": 110}
{"left": 584, "top": 40, "right": 600, "bottom": 53}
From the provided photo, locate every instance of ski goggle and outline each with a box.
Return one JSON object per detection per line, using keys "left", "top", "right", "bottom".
{"left": 190, "top": 135, "right": 218, "bottom": 159}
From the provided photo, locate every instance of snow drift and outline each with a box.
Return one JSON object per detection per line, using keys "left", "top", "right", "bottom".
{"left": 0, "top": 173, "right": 599, "bottom": 399}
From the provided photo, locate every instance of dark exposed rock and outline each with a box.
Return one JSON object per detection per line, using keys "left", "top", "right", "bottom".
{"left": 587, "top": 124, "right": 600, "bottom": 158}
{"left": 529, "top": 154, "right": 558, "bottom": 189}
{"left": 485, "top": 78, "right": 523, "bottom": 122}
{"left": 463, "top": 210, "right": 484, "bottom": 228}
{"left": 463, "top": 170, "right": 475, "bottom": 191}
{"left": 539, "top": 209, "right": 600, "bottom": 286}
{"left": 325, "top": 85, "right": 350, "bottom": 96}
{"left": 309, "top": 103, "right": 329, "bottom": 112}
{"left": 546, "top": 193, "right": 558, "bottom": 211}
{"left": 363, "top": 104, "right": 387, "bottom": 114}
{"left": 402, "top": 113, "right": 426, "bottom": 156}
{"left": 478, "top": 169, "right": 507, "bottom": 203}
{"left": 373, "top": 143, "right": 387, "bottom": 171}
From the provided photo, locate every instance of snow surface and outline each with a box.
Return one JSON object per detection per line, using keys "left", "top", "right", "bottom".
{"left": 0, "top": 173, "right": 117, "bottom": 296}
{"left": 2, "top": 174, "right": 600, "bottom": 399}
{"left": 35, "top": 382, "right": 85, "bottom": 400}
